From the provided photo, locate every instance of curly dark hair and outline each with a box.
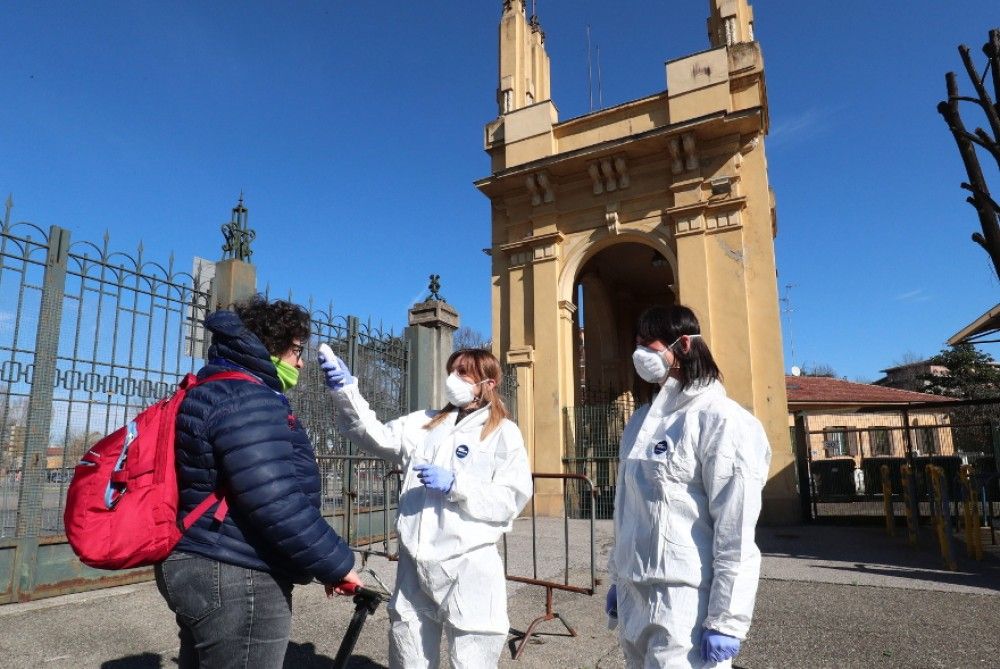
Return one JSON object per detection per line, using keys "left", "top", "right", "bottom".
{"left": 233, "top": 294, "right": 311, "bottom": 356}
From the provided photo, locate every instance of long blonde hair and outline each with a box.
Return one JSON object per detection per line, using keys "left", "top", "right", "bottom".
{"left": 424, "top": 349, "right": 509, "bottom": 439}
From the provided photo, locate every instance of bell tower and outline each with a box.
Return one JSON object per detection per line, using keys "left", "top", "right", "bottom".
{"left": 497, "top": 0, "right": 551, "bottom": 114}
{"left": 708, "top": 0, "right": 755, "bottom": 47}
{"left": 478, "top": 1, "right": 798, "bottom": 522}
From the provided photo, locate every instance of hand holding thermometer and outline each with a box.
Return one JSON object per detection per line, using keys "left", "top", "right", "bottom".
{"left": 317, "top": 343, "right": 354, "bottom": 390}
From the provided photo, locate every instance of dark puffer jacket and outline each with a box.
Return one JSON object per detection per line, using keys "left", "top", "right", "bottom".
{"left": 173, "top": 310, "right": 354, "bottom": 584}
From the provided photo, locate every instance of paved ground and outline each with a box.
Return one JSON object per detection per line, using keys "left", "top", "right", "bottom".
{"left": 1, "top": 520, "right": 998, "bottom": 668}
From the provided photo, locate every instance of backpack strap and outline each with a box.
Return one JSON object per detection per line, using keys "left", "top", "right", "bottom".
{"left": 191, "top": 370, "right": 263, "bottom": 388}
{"left": 179, "top": 370, "right": 263, "bottom": 530}
{"left": 180, "top": 489, "right": 229, "bottom": 531}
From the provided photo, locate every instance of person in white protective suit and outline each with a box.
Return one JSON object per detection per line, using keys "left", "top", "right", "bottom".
{"left": 316, "top": 345, "right": 533, "bottom": 669}
{"left": 606, "top": 305, "right": 771, "bottom": 669}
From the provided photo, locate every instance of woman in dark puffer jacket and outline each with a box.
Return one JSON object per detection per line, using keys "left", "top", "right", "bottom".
{"left": 155, "top": 296, "right": 360, "bottom": 669}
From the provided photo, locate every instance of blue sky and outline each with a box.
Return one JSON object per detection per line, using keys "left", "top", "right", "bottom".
{"left": 2, "top": 1, "right": 999, "bottom": 382}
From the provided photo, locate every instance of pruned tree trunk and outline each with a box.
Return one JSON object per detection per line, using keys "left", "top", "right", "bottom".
{"left": 938, "top": 29, "right": 1000, "bottom": 281}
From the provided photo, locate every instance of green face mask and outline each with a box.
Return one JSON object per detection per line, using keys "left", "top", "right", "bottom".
{"left": 270, "top": 356, "right": 300, "bottom": 391}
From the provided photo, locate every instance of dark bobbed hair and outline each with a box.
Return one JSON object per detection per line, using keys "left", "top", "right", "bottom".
{"left": 233, "top": 294, "right": 311, "bottom": 357}
{"left": 635, "top": 304, "right": 721, "bottom": 389}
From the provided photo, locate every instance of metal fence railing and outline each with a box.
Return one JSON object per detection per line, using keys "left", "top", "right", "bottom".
{"left": 794, "top": 398, "right": 1000, "bottom": 523}
{"left": 562, "top": 397, "right": 635, "bottom": 519}
{"left": 316, "top": 454, "right": 402, "bottom": 561}
{"left": 0, "top": 210, "right": 409, "bottom": 602}
{"left": 501, "top": 472, "right": 597, "bottom": 661}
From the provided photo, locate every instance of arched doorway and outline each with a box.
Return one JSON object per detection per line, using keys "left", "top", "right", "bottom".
{"left": 566, "top": 240, "right": 674, "bottom": 518}
{"left": 573, "top": 241, "right": 675, "bottom": 404}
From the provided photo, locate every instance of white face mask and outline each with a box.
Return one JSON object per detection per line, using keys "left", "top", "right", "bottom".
{"left": 445, "top": 372, "right": 487, "bottom": 408}
{"left": 632, "top": 335, "right": 702, "bottom": 384}
{"left": 632, "top": 346, "right": 669, "bottom": 384}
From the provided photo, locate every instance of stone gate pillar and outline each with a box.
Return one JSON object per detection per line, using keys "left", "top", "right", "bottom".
{"left": 211, "top": 195, "right": 257, "bottom": 310}
{"left": 406, "top": 277, "right": 459, "bottom": 412}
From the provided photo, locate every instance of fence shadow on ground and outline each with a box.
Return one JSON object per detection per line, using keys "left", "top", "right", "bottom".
{"left": 284, "top": 642, "right": 386, "bottom": 668}
{"left": 100, "top": 653, "right": 163, "bottom": 669}
{"left": 757, "top": 525, "right": 1000, "bottom": 591}
{"left": 93, "top": 644, "right": 387, "bottom": 668}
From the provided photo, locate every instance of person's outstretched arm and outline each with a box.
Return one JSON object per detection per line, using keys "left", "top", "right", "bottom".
{"left": 318, "top": 346, "right": 408, "bottom": 466}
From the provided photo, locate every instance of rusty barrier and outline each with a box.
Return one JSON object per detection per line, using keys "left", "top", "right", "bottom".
{"left": 900, "top": 464, "right": 920, "bottom": 547}
{"left": 880, "top": 464, "right": 895, "bottom": 537}
{"left": 959, "top": 465, "right": 984, "bottom": 561}
{"left": 926, "top": 465, "right": 958, "bottom": 571}
{"left": 501, "top": 472, "right": 597, "bottom": 660}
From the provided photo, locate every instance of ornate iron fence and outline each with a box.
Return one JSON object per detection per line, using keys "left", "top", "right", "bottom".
{"left": 0, "top": 210, "right": 410, "bottom": 602}
{"left": 562, "top": 395, "right": 636, "bottom": 519}
{"left": 0, "top": 218, "right": 215, "bottom": 601}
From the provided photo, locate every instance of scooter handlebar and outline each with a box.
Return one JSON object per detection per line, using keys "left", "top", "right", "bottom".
{"left": 334, "top": 582, "right": 386, "bottom": 601}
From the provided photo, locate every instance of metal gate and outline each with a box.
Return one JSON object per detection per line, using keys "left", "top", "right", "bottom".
{"left": 0, "top": 210, "right": 410, "bottom": 602}
{"left": 288, "top": 307, "right": 409, "bottom": 553}
{"left": 562, "top": 395, "right": 635, "bottom": 519}
{"left": 793, "top": 398, "right": 1000, "bottom": 523}
{"left": 0, "top": 220, "right": 213, "bottom": 602}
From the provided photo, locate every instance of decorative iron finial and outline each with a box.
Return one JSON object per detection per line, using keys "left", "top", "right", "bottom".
{"left": 428, "top": 274, "right": 445, "bottom": 302}
{"left": 221, "top": 193, "right": 256, "bottom": 262}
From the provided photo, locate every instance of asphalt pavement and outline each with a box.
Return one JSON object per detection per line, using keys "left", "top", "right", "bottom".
{"left": 1, "top": 520, "right": 998, "bottom": 668}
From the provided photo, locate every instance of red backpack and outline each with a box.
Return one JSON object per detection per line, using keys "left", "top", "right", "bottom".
{"left": 64, "top": 370, "right": 259, "bottom": 570}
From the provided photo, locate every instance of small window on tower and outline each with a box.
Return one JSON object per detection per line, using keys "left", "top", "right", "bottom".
{"left": 502, "top": 89, "right": 513, "bottom": 113}
{"left": 724, "top": 16, "right": 737, "bottom": 46}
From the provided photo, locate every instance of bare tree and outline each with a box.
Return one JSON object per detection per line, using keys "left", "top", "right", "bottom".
{"left": 891, "top": 351, "right": 925, "bottom": 367}
{"left": 937, "top": 29, "right": 1000, "bottom": 280}
{"left": 802, "top": 363, "right": 838, "bottom": 378}
{"left": 453, "top": 326, "right": 491, "bottom": 352}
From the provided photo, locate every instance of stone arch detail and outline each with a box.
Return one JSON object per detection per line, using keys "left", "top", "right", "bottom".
{"left": 558, "top": 230, "right": 677, "bottom": 302}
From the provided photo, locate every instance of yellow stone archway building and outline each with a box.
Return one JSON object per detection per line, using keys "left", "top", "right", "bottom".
{"left": 475, "top": 0, "right": 798, "bottom": 523}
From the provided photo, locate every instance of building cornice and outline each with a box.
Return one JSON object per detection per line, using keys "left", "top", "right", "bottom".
{"left": 475, "top": 107, "right": 764, "bottom": 195}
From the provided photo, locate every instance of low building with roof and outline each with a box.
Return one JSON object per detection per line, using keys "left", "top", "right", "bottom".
{"left": 785, "top": 375, "right": 955, "bottom": 464}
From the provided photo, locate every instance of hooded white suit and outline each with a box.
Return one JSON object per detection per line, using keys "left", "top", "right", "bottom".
{"left": 609, "top": 378, "right": 771, "bottom": 668}
{"left": 331, "top": 383, "right": 532, "bottom": 668}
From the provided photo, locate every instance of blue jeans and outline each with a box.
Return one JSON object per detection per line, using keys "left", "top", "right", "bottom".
{"left": 155, "top": 551, "right": 294, "bottom": 669}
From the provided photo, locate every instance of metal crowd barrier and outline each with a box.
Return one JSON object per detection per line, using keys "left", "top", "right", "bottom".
{"left": 317, "top": 459, "right": 600, "bottom": 661}
{"left": 501, "top": 472, "right": 597, "bottom": 661}
{"left": 880, "top": 464, "right": 895, "bottom": 537}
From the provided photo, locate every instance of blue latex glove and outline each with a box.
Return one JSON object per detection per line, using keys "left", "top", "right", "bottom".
{"left": 701, "top": 629, "right": 741, "bottom": 663}
{"left": 317, "top": 343, "right": 354, "bottom": 390}
{"left": 413, "top": 463, "right": 455, "bottom": 494}
{"left": 605, "top": 584, "right": 617, "bottom": 618}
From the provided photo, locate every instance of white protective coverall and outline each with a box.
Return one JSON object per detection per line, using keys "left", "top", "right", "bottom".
{"left": 331, "top": 383, "right": 533, "bottom": 669}
{"left": 608, "top": 378, "right": 771, "bottom": 669}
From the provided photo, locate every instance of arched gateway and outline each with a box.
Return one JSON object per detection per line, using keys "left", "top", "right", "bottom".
{"left": 475, "top": 0, "right": 798, "bottom": 522}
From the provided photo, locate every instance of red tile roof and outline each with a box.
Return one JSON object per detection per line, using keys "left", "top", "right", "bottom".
{"left": 786, "top": 375, "right": 947, "bottom": 408}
